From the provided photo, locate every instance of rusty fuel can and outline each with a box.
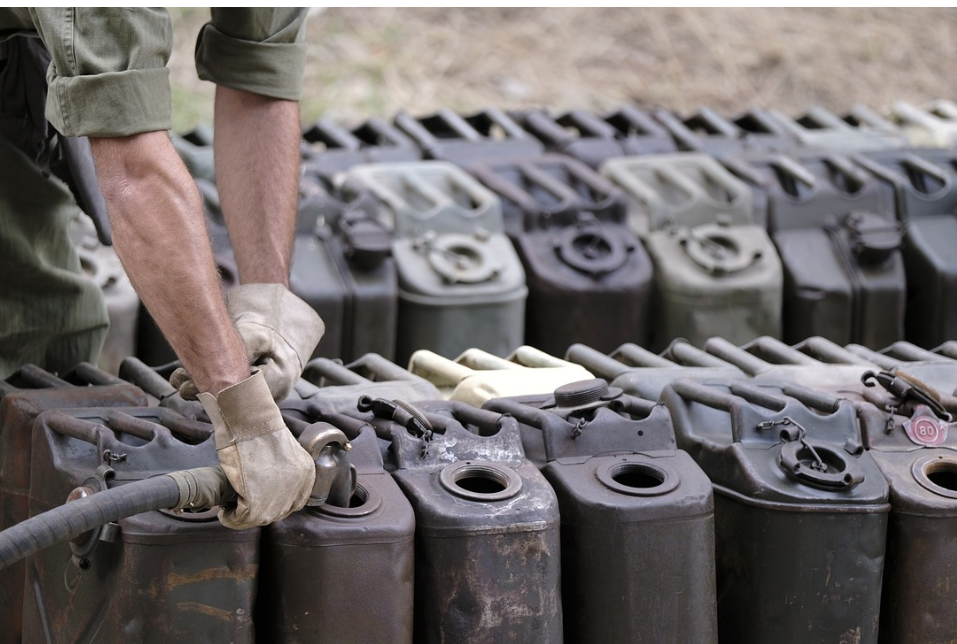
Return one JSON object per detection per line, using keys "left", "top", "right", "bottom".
{"left": 394, "top": 107, "right": 543, "bottom": 166}
{"left": 602, "top": 152, "right": 782, "bottom": 349}
{"left": 22, "top": 406, "right": 259, "bottom": 644}
{"left": 661, "top": 378, "right": 890, "bottom": 644}
{"left": 256, "top": 411, "right": 415, "bottom": 644}
{"left": 369, "top": 399, "right": 562, "bottom": 643}
{"left": 836, "top": 369, "right": 957, "bottom": 643}
{"left": 513, "top": 106, "right": 677, "bottom": 169}
{"left": 470, "top": 154, "right": 653, "bottom": 354}
{"left": 0, "top": 365, "right": 147, "bottom": 644}
{"left": 485, "top": 379, "right": 717, "bottom": 643}
{"left": 346, "top": 161, "right": 527, "bottom": 364}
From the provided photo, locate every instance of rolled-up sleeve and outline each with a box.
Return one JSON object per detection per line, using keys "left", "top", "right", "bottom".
{"left": 195, "top": 8, "right": 308, "bottom": 101}
{"left": 30, "top": 7, "right": 173, "bottom": 138}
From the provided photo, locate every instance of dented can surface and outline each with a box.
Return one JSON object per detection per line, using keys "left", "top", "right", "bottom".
{"left": 257, "top": 426, "right": 415, "bottom": 644}
{"left": 22, "top": 408, "right": 258, "bottom": 644}
{"left": 0, "top": 367, "right": 146, "bottom": 644}
{"left": 470, "top": 154, "right": 653, "bottom": 354}
{"left": 662, "top": 379, "right": 890, "bottom": 644}
{"left": 485, "top": 380, "right": 717, "bottom": 643}
{"left": 384, "top": 403, "right": 562, "bottom": 643}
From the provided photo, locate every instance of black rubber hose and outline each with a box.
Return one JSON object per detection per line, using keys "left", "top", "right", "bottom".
{"left": 0, "top": 476, "right": 180, "bottom": 571}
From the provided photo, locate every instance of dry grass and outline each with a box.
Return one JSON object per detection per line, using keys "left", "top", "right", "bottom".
{"left": 169, "top": 8, "right": 957, "bottom": 132}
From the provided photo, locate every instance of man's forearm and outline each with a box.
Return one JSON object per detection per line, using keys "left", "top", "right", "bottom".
{"left": 90, "top": 131, "right": 249, "bottom": 394}
{"left": 214, "top": 86, "right": 301, "bottom": 287}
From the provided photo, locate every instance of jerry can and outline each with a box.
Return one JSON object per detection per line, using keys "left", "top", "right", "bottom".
{"left": 651, "top": 106, "right": 797, "bottom": 158}
{"left": 368, "top": 399, "right": 562, "bottom": 643}
{"left": 564, "top": 340, "right": 745, "bottom": 399}
{"left": 171, "top": 124, "right": 216, "bottom": 182}
{"left": 69, "top": 214, "right": 139, "bottom": 375}
{"left": 0, "top": 366, "right": 146, "bottom": 644}
{"left": 393, "top": 107, "right": 543, "bottom": 166}
{"left": 513, "top": 106, "right": 677, "bottom": 169}
{"left": 407, "top": 346, "right": 593, "bottom": 406}
{"left": 312, "top": 208, "right": 399, "bottom": 361}
{"left": 724, "top": 151, "right": 903, "bottom": 346}
{"left": 469, "top": 154, "right": 653, "bottom": 354}
{"left": 346, "top": 161, "right": 527, "bottom": 363}
{"left": 294, "top": 353, "right": 442, "bottom": 412}
{"left": 723, "top": 150, "right": 893, "bottom": 230}
{"left": 485, "top": 379, "right": 718, "bottom": 643}
{"left": 257, "top": 420, "right": 415, "bottom": 644}
{"left": 769, "top": 105, "right": 909, "bottom": 152}
{"left": 853, "top": 148, "right": 957, "bottom": 348}
{"left": 661, "top": 378, "right": 890, "bottom": 644}
{"left": 22, "top": 407, "right": 258, "bottom": 644}
{"left": 774, "top": 210, "right": 906, "bottom": 347}
{"left": 835, "top": 369, "right": 957, "bottom": 643}
{"left": 886, "top": 100, "right": 957, "bottom": 148}
{"left": 302, "top": 116, "right": 421, "bottom": 177}
{"left": 601, "top": 153, "right": 782, "bottom": 349}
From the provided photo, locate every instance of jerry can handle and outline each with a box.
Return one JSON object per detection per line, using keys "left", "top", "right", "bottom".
{"left": 561, "top": 158, "right": 623, "bottom": 212}
{"left": 769, "top": 154, "right": 818, "bottom": 192}
{"left": 615, "top": 105, "right": 664, "bottom": 137}
{"left": 560, "top": 109, "right": 618, "bottom": 138}
{"left": 521, "top": 109, "right": 575, "bottom": 146}
{"left": 803, "top": 106, "right": 851, "bottom": 131}
{"left": 472, "top": 107, "right": 530, "bottom": 141}
{"left": 901, "top": 153, "right": 952, "bottom": 190}
{"left": 436, "top": 108, "right": 484, "bottom": 141}
{"left": 305, "top": 118, "right": 361, "bottom": 151}
{"left": 823, "top": 153, "right": 871, "bottom": 192}
{"left": 691, "top": 107, "right": 739, "bottom": 137}
{"left": 302, "top": 357, "right": 371, "bottom": 386}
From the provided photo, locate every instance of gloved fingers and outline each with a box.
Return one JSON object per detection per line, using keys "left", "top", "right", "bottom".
{"left": 169, "top": 366, "right": 201, "bottom": 400}
{"left": 227, "top": 283, "right": 324, "bottom": 402}
{"left": 215, "top": 428, "right": 315, "bottom": 530}
{"left": 198, "top": 370, "right": 316, "bottom": 530}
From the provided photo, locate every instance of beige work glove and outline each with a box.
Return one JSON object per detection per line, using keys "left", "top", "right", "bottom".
{"left": 172, "top": 283, "right": 324, "bottom": 402}
{"left": 198, "top": 369, "right": 316, "bottom": 530}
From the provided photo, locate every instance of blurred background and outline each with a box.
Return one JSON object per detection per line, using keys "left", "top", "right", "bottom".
{"left": 168, "top": 7, "right": 957, "bottom": 132}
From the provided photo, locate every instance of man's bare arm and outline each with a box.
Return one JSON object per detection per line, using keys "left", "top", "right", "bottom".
{"left": 90, "top": 131, "right": 249, "bottom": 395}
{"left": 214, "top": 86, "right": 301, "bottom": 287}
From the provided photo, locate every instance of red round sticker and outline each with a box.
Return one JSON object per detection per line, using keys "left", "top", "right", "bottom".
{"left": 904, "top": 415, "right": 948, "bottom": 447}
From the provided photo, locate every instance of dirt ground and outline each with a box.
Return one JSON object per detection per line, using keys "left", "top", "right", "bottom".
{"left": 169, "top": 8, "right": 957, "bottom": 133}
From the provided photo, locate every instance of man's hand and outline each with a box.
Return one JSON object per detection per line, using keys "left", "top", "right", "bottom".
{"left": 198, "top": 369, "right": 315, "bottom": 529}
{"left": 172, "top": 283, "right": 324, "bottom": 402}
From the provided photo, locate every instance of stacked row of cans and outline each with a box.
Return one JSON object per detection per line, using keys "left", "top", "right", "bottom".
{"left": 4, "top": 331, "right": 957, "bottom": 642}
{"left": 110, "top": 101, "right": 957, "bottom": 371}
